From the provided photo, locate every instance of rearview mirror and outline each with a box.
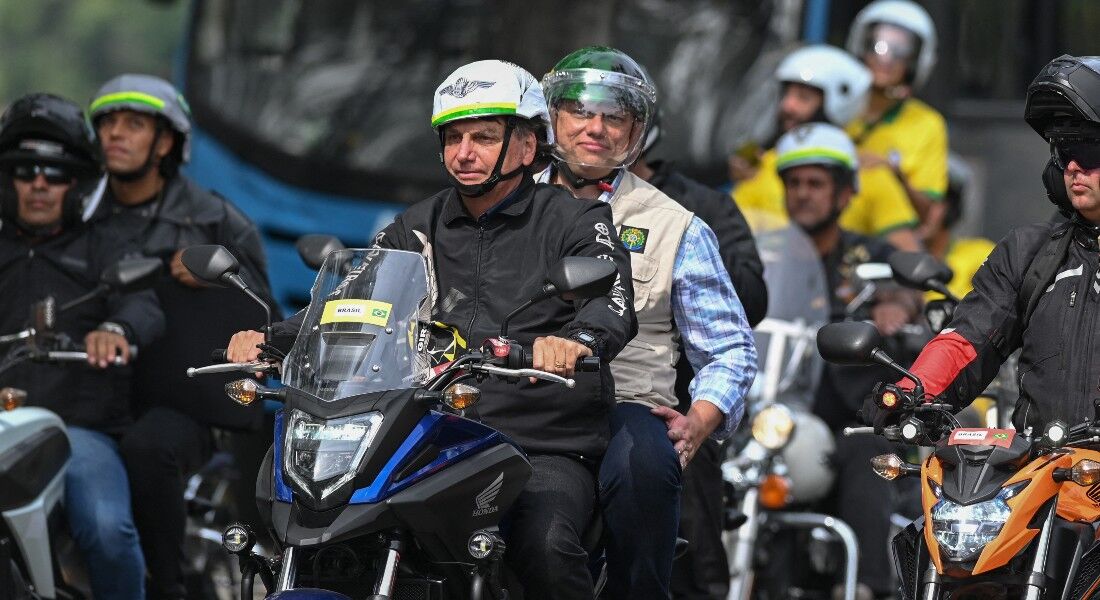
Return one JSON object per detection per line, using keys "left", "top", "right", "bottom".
{"left": 296, "top": 234, "right": 346, "bottom": 270}
{"left": 181, "top": 245, "right": 242, "bottom": 288}
{"left": 853, "top": 262, "right": 893, "bottom": 283}
{"left": 544, "top": 257, "right": 617, "bottom": 301}
{"left": 100, "top": 257, "right": 162, "bottom": 291}
{"left": 888, "top": 252, "right": 957, "bottom": 301}
{"left": 816, "top": 321, "right": 884, "bottom": 366}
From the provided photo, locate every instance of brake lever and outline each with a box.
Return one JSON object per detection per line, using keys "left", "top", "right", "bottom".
{"left": 472, "top": 364, "right": 576, "bottom": 388}
{"left": 186, "top": 361, "right": 276, "bottom": 378}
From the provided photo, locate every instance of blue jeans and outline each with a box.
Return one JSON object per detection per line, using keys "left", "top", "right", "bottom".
{"left": 599, "top": 402, "right": 682, "bottom": 600}
{"left": 66, "top": 427, "right": 146, "bottom": 600}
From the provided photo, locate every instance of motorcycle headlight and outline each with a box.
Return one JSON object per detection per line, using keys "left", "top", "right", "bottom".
{"left": 930, "top": 482, "right": 1027, "bottom": 562}
{"left": 284, "top": 409, "right": 384, "bottom": 500}
{"left": 752, "top": 404, "right": 795, "bottom": 451}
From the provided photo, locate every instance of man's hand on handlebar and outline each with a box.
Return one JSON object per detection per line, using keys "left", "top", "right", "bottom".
{"left": 227, "top": 330, "right": 265, "bottom": 363}
{"left": 84, "top": 331, "right": 130, "bottom": 368}
{"left": 530, "top": 336, "right": 592, "bottom": 383}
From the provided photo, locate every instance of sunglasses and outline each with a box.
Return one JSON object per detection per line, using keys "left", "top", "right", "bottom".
{"left": 1051, "top": 141, "right": 1100, "bottom": 171}
{"left": 10, "top": 163, "right": 73, "bottom": 185}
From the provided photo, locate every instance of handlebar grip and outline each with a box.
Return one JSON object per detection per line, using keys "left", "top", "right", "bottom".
{"left": 520, "top": 351, "right": 601, "bottom": 372}
{"left": 211, "top": 349, "right": 229, "bottom": 363}
{"left": 576, "top": 356, "right": 601, "bottom": 372}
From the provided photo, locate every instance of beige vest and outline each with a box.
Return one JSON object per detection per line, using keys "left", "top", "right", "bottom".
{"left": 609, "top": 172, "right": 694, "bottom": 408}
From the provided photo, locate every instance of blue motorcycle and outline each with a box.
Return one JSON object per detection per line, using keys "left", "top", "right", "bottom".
{"left": 181, "top": 243, "right": 612, "bottom": 600}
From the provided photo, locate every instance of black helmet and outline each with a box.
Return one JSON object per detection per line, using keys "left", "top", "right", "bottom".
{"left": 0, "top": 94, "right": 104, "bottom": 230}
{"left": 1025, "top": 55, "right": 1100, "bottom": 140}
{"left": 1024, "top": 56, "right": 1100, "bottom": 216}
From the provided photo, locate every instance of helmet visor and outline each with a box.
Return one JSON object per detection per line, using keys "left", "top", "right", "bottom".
{"left": 544, "top": 69, "right": 654, "bottom": 170}
{"left": 863, "top": 23, "right": 920, "bottom": 65}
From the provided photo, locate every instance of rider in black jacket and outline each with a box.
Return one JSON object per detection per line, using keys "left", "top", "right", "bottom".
{"left": 0, "top": 94, "right": 165, "bottom": 600}
{"left": 88, "top": 74, "right": 277, "bottom": 600}
{"left": 883, "top": 55, "right": 1100, "bottom": 432}
{"left": 230, "top": 60, "right": 636, "bottom": 600}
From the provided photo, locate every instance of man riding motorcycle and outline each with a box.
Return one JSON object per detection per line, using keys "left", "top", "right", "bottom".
{"left": 776, "top": 122, "right": 921, "bottom": 598}
{"left": 540, "top": 46, "right": 758, "bottom": 599}
{"left": 227, "top": 59, "right": 637, "bottom": 600}
{"left": 89, "top": 74, "right": 277, "bottom": 600}
{"left": 872, "top": 54, "right": 1100, "bottom": 437}
{"left": 0, "top": 93, "right": 165, "bottom": 599}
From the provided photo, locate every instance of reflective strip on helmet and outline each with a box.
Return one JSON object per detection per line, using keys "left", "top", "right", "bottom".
{"left": 89, "top": 91, "right": 166, "bottom": 115}
{"left": 776, "top": 147, "right": 856, "bottom": 171}
{"left": 431, "top": 102, "right": 517, "bottom": 128}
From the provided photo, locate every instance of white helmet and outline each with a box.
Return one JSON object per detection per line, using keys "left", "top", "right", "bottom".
{"left": 779, "top": 411, "right": 837, "bottom": 504}
{"left": 846, "top": 0, "right": 937, "bottom": 89}
{"left": 431, "top": 59, "right": 553, "bottom": 145}
{"left": 775, "top": 44, "right": 872, "bottom": 126}
{"left": 775, "top": 122, "right": 860, "bottom": 192}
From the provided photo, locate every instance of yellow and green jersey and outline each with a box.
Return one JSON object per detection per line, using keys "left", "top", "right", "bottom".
{"left": 847, "top": 97, "right": 949, "bottom": 200}
{"left": 927, "top": 236, "right": 996, "bottom": 302}
{"left": 731, "top": 147, "right": 918, "bottom": 237}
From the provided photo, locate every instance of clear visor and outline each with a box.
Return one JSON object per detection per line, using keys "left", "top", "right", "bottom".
{"left": 863, "top": 23, "right": 920, "bottom": 65}
{"left": 544, "top": 70, "right": 655, "bottom": 170}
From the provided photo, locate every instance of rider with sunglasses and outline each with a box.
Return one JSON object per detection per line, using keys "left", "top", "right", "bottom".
{"left": 865, "top": 55, "right": 1100, "bottom": 440}
{"left": 0, "top": 93, "right": 165, "bottom": 600}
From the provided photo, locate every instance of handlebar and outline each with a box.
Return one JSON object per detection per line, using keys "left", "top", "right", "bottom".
{"left": 211, "top": 349, "right": 229, "bottom": 363}
{"left": 43, "top": 350, "right": 132, "bottom": 366}
{"left": 521, "top": 353, "right": 601, "bottom": 372}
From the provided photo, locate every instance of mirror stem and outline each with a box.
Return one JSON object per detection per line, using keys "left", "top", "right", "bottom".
{"left": 224, "top": 274, "right": 273, "bottom": 343}
{"left": 929, "top": 281, "right": 961, "bottom": 305}
{"left": 59, "top": 284, "right": 109, "bottom": 313}
{"left": 870, "top": 348, "right": 925, "bottom": 399}
{"left": 500, "top": 298, "right": 538, "bottom": 340}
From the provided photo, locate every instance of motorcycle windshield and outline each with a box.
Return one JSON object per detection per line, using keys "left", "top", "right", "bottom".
{"left": 282, "top": 248, "right": 430, "bottom": 402}
{"left": 744, "top": 210, "right": 830, "bottom": 408}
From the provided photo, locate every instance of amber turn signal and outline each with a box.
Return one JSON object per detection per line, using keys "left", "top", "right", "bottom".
{"left": 871, "top": 453, "right": 912, "bottom": 481}
{"left": 1071, "top": 460, "right": 1100, "bottom": 486}
{"left": 758, "top": 474, "right": 791, "bottom": 509}
{"left": 880, "top": 391, "right": 899, "bottom": 408}
{"left": 225, "top": 378, "right": 259, "bottom": 406}
{"left": 444, "top": 383, "right": 481, "bottom": 410}
{"left": 0, "top": 387, "right": 25, "bottom": 411}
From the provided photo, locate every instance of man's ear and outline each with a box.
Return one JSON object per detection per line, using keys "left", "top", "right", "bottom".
{"left": 155, "top": 131, "right": 175, "bottom": 160}
{"left": 520, "top": 130, "right": 538, "bottom": 167}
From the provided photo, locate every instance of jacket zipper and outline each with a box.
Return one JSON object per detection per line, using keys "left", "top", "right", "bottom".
{"left": 466, "top": 224, "right": 485, "bottom": 336}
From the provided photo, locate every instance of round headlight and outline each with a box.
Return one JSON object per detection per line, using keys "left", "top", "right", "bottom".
{"left": 221, "top": 523, "right": 255, "bottom": 554}
{"left": 752, "top": 404, "right": 796, "bottom": 451}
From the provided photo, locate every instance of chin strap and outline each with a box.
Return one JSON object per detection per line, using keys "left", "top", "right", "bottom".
{"left": 553, "top": 160, "right": 619, "bottom": 193}
{"left": 442, "top": 117, "right": 527, "bottom": 198}
{"left": 111, "top": 126, "right": 163, "bottom": 183}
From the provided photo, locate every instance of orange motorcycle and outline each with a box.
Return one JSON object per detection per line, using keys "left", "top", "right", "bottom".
{"left": 818, "top": 321, "right": 1100, "bottom": 600}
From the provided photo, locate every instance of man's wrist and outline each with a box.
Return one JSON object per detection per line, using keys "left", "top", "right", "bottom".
{"left": 689, "top": 399, "right": 726, "bottom": 439}
{"left": 567, "top": 329, "right": 601, "bottom": 357}
{"left": 97, "top": 321, "right": 129, "bottom": 340}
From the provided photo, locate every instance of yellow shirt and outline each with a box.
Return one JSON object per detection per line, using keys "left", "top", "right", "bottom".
{"left": 925, "top": 236, "right": 996, "bottom": 301}
{"left": 731, "top": 148, "right": 919, "bottom": 236}
{"left": 847, "top": 98, "right": 949, "bottom": 199}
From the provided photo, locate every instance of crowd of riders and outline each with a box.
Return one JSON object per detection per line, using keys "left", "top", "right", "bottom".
{"left": 4, "top": 0, "right": 1100, "bottom": 598}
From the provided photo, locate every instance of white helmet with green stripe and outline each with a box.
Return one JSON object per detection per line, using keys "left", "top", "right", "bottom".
{"left": 431, "top": 60, "right": 553, "bottom": 144}
{"left": 90, "top": 74, "right": 193, "bottom": 163}
{"left": 776, "top": 122, "right": 860, "bottom": 192}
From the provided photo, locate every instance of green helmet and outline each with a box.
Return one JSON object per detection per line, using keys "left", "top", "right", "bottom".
{"left": 542, "top": 46, "right": 657, "bottom": 170}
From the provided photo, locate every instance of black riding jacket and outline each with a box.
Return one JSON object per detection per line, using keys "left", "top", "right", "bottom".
{"left": 907, "top": 220, "right": 1100, "bottom": 430}
{"left": 0, "top": 221, "right": 165, "bottom": 434}
{"left": 94, "top": 174, "right": 276, "bottom": 430}
{"left": 273, "top": 178, "right": 637, "bottom": 457}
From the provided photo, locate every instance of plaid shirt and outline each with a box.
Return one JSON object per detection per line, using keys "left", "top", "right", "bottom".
{"left": 671, "top": 216, "right": 757, "bottom": 439}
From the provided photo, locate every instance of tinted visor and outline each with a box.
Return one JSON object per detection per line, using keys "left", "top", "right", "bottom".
{"left": 1052, "top": 140, "right": 1100, "bottom": 170}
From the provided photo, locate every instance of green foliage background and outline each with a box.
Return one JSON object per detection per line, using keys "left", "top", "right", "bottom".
{"left": 0, "top": 0, "right": 187, "bottom": 109}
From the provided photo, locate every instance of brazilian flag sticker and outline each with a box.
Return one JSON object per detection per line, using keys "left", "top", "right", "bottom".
{"left": 620, "top": 226, "right": 649, "bottom": 253}
{"left": 320, "top": 299, "right": 393, "bottom": 327}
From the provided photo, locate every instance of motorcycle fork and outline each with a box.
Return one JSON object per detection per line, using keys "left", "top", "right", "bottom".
{"left": 727, "top": 487, "right": 760, "bottom": 600}
{"left": 367, "top": 533, "right": 404, "bottom": 600}
{"left": 1023, "top": 501, "right": 1057, "bottom": 600}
